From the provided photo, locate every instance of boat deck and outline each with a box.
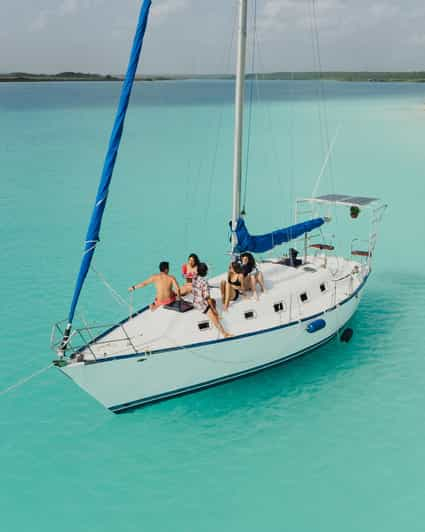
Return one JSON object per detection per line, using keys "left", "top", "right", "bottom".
{"left": 75, "top": 256, "right": 365, "bottom": 362}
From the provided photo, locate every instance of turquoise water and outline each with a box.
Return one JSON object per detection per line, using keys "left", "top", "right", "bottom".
{"left": 1, "top": 80, "right": 425, "bottom": 531}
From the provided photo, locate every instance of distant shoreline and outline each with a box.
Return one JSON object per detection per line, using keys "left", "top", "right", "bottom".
{"left": 2, "top": 71, "right": 425, "bottom": 83}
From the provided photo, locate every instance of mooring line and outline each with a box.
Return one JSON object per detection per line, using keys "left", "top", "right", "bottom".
{"left": 0, "top": 363, "right": 54, "bottom": 397}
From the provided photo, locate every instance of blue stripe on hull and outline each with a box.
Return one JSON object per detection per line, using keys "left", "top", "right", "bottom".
{"left": 109, "top": 331, "right": 338, "bottom": 413}
{"left": 85, "top": 274, "right": 367, "bottom": 367}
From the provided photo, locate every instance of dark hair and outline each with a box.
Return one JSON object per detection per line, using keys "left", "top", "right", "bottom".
{"left": 159, "top": 261, "right": 169, "bottom": 273}
{"left": 231, "top": 261, "right": 242, "bottom": 274}
{"left": 188, "top": 253, "right": 200, "bottom": 266}
{"left": 241, "top": 252, "right": 255, "bottom": 268}
{"left": 197, "top": 262, "right": 208, "bottom": 277}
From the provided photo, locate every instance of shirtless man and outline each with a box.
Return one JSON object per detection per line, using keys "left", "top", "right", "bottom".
{"left": 129, "top": 261, "right": 180, "bottom": 311}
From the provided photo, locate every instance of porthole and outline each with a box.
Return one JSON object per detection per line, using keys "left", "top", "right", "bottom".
{"left": 300, "top": 292, "right": 308, "bottom": 303}
{"left": 198, "top": 321, "right": 210, "bottom": 331}
{"left": 244, "top": 310, "right": 256, "bottom": 320}
{"left": 320, "top": 282, "right": 327, "bottom": 293}
{"left": 274, "top": 302, "right": 284, "bottom": 313}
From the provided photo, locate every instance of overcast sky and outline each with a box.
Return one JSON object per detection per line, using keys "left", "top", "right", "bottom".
{"left": 1, "top": 0, "right": 424, "bottom": 74}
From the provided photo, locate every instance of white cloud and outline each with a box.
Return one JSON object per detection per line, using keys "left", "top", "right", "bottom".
{"left": 30, "top": 10, "right": 50, "bottom": 31}
{"left": 29, "top": 0, "right": 100, "bottom": 32}
{"left": 407, "top": 31, "right": 425, "bottom": 46}
{"left": 259, "top": 0, "right": 345, "bottom": 35}
{"left": 58, "top": 0, "right": 79, "bottom": 16}
{"left": 10, "top": 0, "right": 425, "bottom": 74}
{"left": 151, "top": 0, "right": 189, "bottom": 20}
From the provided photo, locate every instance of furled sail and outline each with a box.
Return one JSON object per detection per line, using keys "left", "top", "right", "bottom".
{"left": 66, "top": 0, "right": 152, "bottom": 329}
{"left": 233, "top": 217, "right": 325, "bottom": 254}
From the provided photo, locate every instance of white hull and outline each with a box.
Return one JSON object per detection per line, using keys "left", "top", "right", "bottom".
{"left": 61, "top": 269, "right": 364, "bottom": 412}
{"left": 52, "top": 0, "right": 386, "bottom": 414}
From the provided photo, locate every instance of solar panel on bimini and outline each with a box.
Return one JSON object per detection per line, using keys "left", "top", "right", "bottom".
{"left": 347, "top": 196, "right": 378, "bottom": 205}
{"left": 316, "top": 194, "right": 378, "bottom": 206}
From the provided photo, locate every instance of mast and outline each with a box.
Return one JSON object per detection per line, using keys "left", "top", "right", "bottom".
{"left": 231, "top": 0, "right": 248, "bottom": 250}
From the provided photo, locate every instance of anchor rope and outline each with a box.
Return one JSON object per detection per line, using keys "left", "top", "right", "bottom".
{"left": 0, "top": 363, "right": 54, "bottom": 397}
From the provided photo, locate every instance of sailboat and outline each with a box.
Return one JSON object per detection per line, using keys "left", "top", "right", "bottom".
{"left": 52, "top": 0, "right": 386, "bottom": 412}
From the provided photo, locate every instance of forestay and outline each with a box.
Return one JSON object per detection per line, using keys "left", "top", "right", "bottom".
{"left": 66, "top": 0, "right": 152, "bottom": 329}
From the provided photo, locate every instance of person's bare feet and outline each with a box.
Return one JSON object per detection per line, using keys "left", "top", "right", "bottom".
{"left": 223, "top": 332, "right": 233, "bottom": 338}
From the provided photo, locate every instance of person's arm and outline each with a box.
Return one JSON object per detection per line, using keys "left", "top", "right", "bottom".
{"left": 128, "top": 276, "right": 154, "bottom": 292}
{"left": 171, "top": 275, "right": 181, "bottom": 298}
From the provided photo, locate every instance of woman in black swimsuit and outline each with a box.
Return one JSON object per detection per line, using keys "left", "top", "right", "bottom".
{"left": 241, "top": 252, "right": 265, "bottom": 298}
{"left": 220, "top": 262, "right": 244, "bottom": 311}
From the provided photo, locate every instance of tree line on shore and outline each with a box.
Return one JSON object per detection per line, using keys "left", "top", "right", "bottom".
{"left": 1, "top": 71, "right": 425, "bottom": 83}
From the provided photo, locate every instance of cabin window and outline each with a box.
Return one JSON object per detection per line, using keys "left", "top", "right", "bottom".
{"left": 320, "top": 282, "right": 327, "bottom": 293}
{"left": 274, "top": 302, "right": 284, "bottom": 313}
{"left": 198, "top": 321, "right": 210, "bottom": 331}
{"left": 244, "top": 310, "right": 256, "bottom": 320}
{"left": 300, "top": 292, "right": 309, "bottom": 303}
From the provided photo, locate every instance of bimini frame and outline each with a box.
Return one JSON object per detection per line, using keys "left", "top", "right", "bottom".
{"left": 295, "top": 194, "right": 387, "bottom": 269}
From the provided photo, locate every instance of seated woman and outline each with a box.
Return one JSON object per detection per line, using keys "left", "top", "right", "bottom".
{"left": 241, "top": 252, "right": 265, "bottom": 299}
{"left": 220, "top": 261, "right": 244, "bottom": 311}
{"left": 180, "top": 253, "right": 200, "bottom": 296}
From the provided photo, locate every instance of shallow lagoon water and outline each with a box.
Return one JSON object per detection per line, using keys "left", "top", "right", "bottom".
{"left": 1, "top": 80, "right": 425, "bottom": 531}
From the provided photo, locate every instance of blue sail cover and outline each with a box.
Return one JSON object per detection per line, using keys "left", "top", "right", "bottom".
{"left": 67, "top": 0, "right": 152, "bottom": 324}
{"left": 233, "top": 217, "right": 325, "bottom": 254}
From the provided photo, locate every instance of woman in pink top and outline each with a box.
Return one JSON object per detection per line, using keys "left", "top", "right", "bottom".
{"left": 180, "top": 253, "right": 200, "bottom": 296}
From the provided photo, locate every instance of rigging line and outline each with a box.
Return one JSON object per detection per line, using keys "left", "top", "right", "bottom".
{"left": 203, "top": 1, "right": 238, "bottom": 230}
{"left": 182, "top": 158, "right": 193, "bottom": 252}
{"left": 91, "top": 264, "right": 128, "bottom": 308}
{"left": 0, "top": 363, "right": 53, "bottom": 397}
{"left": 310, "top": 0, "right": 340, "bottom": 231}
{"left": 311, "top": 125, "right": 341, "bottom": 200}
{"left": 254, "top": 41, "right": 286, "bottom": 222}
{"left": 242, "top": 0, "right": 257, "bottom": 214}
{"left": 129, "top": 290, "right": 134, "bottom": 319}
{"left": 310, "top": 0, "right": 335, "bottom": 197}
{"left": 287, "top": 71, "right": 296, "bottom": 225}
{"left": 308, "top": 0, "right": 326, "bottom": 165}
